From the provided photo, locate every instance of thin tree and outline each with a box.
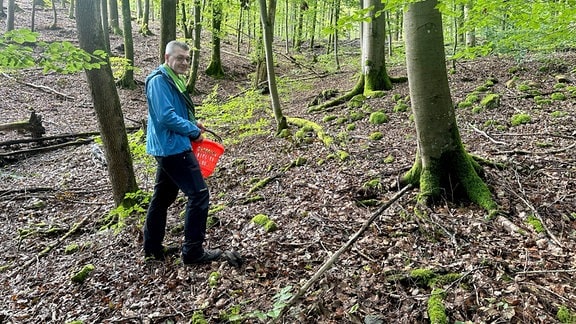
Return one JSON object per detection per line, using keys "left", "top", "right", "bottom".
{"left": 75, "top": 0, "right": 138, "bottom": 206}
{"left": 186, "top": 0, "right": 202, "bottom": 94}
{"left": 68, "top": 0, "right": 74, "bottom": 19}
{"left": 139, "top": 0, "right": 152, "bottom": 36}
{"left": 48, "top": 0, "right": 57, "bottom": 29}
{"left": 108, "top": 0, "right": 122, "bottom": 35}
{"left": 6, "top": 0, "right": 15, "bottom": 31}
{"left": 258, "top": 0, "right": 287, "bottom": 133}
{"left": 254, "top": 0, "right": 276, "bottom": 88}
{"left": 400, "top": 0, "right": 497, "bottom": 215}
{"left": 100, "top": 0, "right": 111, "bottom": 54}
{"left": 159, "top": 0, "right": 177, "bottom": 64}
{"left": 119, "top": 0, "right": 136, "bottom": 89}
{"left": 205, "top": 0, "right": 225, "bottom": 78}
{"left": 0, "top": 0, "right": 5, "bottom": 19}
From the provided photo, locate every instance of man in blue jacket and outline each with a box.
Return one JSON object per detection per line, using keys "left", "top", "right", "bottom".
{"left": 143, "top": 40, "right": 222, "bottom": 264}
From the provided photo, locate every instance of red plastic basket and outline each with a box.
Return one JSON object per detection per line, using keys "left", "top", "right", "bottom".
{"left": 191, "top": 139, "right": 225, "bottom": 178}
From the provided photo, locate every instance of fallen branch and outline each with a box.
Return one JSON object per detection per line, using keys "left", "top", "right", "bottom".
{"left": 0, "top": 138, "right": 93, "bottom": 159}
{"left": 516, "top": 268, "right": 576, "bottom": 275}
{"left": 274, "top": 184, "right": 413, "bottom": 322}
{"left": 1, "top": 72, "right": 75, "bottom": 100}
{"left": 9, "top": 207, "right": 100, "bottom": 275}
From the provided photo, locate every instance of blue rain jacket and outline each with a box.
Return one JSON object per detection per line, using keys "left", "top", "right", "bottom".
{"left": 145, "top": 65, "right": 201, "bottom": 157}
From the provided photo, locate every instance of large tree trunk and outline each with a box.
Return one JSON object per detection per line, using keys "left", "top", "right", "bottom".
{"left": 205, "top": 0, "right": 224, "bottom": 78}
{"left": 400, "top": 0, "right": 496, "bottom": 214}
{"left": 76, "top": 0, "right": 138, "bottom": 206}
{"left": 258, "top": 0, "right": 287, "bottom": 133}
{"left": 361, "top": 0, "right": 392, "bottom": 95}
{"left": 159, "top": 0, "right": 177, "bottom": 64}
{"left": 119, "top": 0, "right": 136, "bottom": 89}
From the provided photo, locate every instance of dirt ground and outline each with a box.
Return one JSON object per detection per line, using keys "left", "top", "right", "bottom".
{"left": 1, "top": 3, "right": 576, "bottom": 323}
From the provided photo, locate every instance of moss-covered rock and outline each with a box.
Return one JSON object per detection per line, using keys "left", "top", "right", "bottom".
{"left": 369, "top": 111, "right": 389, "bottom": 124}
{"left": 71, "top": 264, "right": 95, "bottom": 284}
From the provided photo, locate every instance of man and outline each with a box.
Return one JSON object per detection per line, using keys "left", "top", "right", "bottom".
{"left": 143, "top": 40, "right": 221, "bottom": 264}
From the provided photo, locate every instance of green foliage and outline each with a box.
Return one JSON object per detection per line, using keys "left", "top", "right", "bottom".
{"left": 510, "top": 113, "right": 531, "bottom": 126}
{"left": 557, "top": 305, "right": 576, "bottom": 323}
{"left": 369, "top": 132, "right": 383, "bottom": 140}
{"left": 208, "top": 271, "right": 220, "bottom": 288}
{"left": 369, "top": 111, "right": 389, "bottom": 124}
{"left": 551, "top": 111, "right": 567, "bottom": 118}
{"left": 480, "top": 93, "right": 500, "bottom": 109}
{"left": 190, "top": 311, "right": 209, "bottom": 324}
{"left": 551, "top": 92, "right": 567, "bottom": 101}
{"left": 109, "top": 56, "right": 137, "bottom": 80}
{"left": 236, "top": 286, "right": 293, "bottom": 321}
{"left": 197, "top": 86, "right": 269, "bottom": 145}
{"left": 526, "top": 215, "right": 545, "bottom": 234}
{"left": 102, "top": 190, "right": 152, "bottom": 231}
{"left": 322, "top": 115, "right": 337, "bottom": 123}
{"left": 0, "top": 29, "right": 107, "bottom": 73}
{"left": 64, "top": 243, "right": 80, "bottom": 254}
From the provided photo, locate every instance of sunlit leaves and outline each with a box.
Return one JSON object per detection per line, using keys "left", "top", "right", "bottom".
{"left": 0, "top": 28, "right": 107, "bottom": 74}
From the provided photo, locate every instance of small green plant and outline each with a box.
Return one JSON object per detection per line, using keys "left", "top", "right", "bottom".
{"left": 64, "top": 243, "right": 80, "bottom": 254}
{"left": 322, "top": 115, "right": 337, "bottom": 122}
{"left": 208, "top": 271, "right": 220, "bottom": 288}
{"left": 349, "top": 111, "right": 365, "bottom": 122}
{"left": 337, "top": 150, "right": 350, "bottom": 161}
{"left": 363, "top": 178, "right": 381, "bottom": 189}
{"left": 383, "top": 155, "right": 394, "bottom": 163}
{"left": 557, "top": 305, "right": 576, "bottom": 323}
{"left": 369, "top": 132, "right": 383, "bottom": 140}
{"left": 346, "top": 123, "right": 356, "bottom": 131}
{"left": 551, "top": 111, "right": 567, "bottom": 118}
{"left": 526, "top": 215, "right": 545, "bottom": 233}
{"left": 240, "top": 286, "right": 294, "bottom": 321}
{"left": 510, "top": 113, "right": 531, "bottom": 126}
{"left": 102, "top": 190, "right": 152, "bottom": 231}
{"left": 534, "top": 95, "right": 552, "bottom": 106}
{"left": 551, "top": 92, "right": 567, "bottom": 100}
{"left": 369, "top": 111, "right": 389, "bottom": 124}
{"left": 190, "top": 310, "right": 209, "bottom": 324}
{"left": 553, "top": 83, "right": 566, "bottom": 90}
{"left": 457, "top": 101, "right": 473, "bottom": 109}
{"left": 394, "top": 99, "right": 409, "bottom": 112}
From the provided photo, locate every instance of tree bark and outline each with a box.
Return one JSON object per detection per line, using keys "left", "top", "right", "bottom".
{"left": 401, "top": 0, "right": 496, "bottom": 214}
{"left": 100, "top": 0, "right": 110, "bottom": 54}
{"left": 205, "top": 0, "right": 225, "bottom": 78}
{"left": 119, "top": 0, "right": 136, "bottom": 89}
{"left": 159, "top": 0, "right": 177, "bottom": 64}
{"left": 139, "top": 0, "right": 152, "bottom": 36}
{"left": 76, "top": 0, "right": 138, "bottom": 206}
{"left": 361, "top": 0, "right": 392, "bottom": 95}
{"left": 187, "top": 0, "right": 202, "bottom": 94}
{"left": 258, "top": 0, "right": 287, "bottom": 133}
{"left": 108, "top": 0, "right": 122, "bottom": 35}
{"left": 6, "top": 0, "right": 15, "bottom": 31}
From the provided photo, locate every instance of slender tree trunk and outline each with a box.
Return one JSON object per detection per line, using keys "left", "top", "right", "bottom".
{"left": 0, "top": 0, "right": 5, "bottom": 18}
{"left": 258, "top": 0, "right": 287, "bottom": 133}
{"left": 49, "top": 0, "right": 57, "bottom": 29}
{"left": 31, "top": 1, "right": 36, "bottom": 32}
{"left": 7, "top": 0, "right": 15, "bottom": 31}
{"left": 401, "top": 0, "right": 496, "bottom": 213}
{"left": 76, "top": 0, "right": 138, "bottom": 206}
{"left": 284, "top": 0, "right": 289, "bottom": 53}
{"left": 309, "top": 0, "right": 317, "bottom": 49}
{"left": 180, "top": 1, "right": 192, "bottom": 39}
{"left": 159, "top": 0, "right": 177, "bottom": 64}
{"left": 108, "top": 0, "right": 122, "bottom": 35}
{"left": 119, "top": 0, "right": 136, "bottom": 89}
{"left": 205, "top": 0, "right": 225, "bottom": 78}
{"left": 140, "top": 0, "right": 152, "bottom": 36}
{"left": 100, "top": 0, "right": 110, "bottom": 54}
{"left": 333, "top": 0, "right": 340, "bottom": 69}
{"left": 68, "top": 0, "right": 74, "bottom": 19}
{"left": 187, "top": 0, "right": 202, "bottom": 94}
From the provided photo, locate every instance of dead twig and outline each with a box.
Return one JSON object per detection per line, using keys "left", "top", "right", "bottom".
{"left": 516, "top": 268, "right": 576, "bottom": 275}
{"left": 274, "top": 184, "right": 413, "bottom": 322}
{"left": 1, "top": 72, "right": 75, "bottom": 100}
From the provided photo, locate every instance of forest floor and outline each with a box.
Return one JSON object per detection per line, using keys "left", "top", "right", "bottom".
{"left": 1, "top": 3, "right": 576, "bottom": 324}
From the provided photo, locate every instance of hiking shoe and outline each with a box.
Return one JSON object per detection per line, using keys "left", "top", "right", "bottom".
{"left": 145, "top": 244, "right": 180, "bottom": 262}
{"left": 182, "top": 248, "right": 223, "bottom": 264}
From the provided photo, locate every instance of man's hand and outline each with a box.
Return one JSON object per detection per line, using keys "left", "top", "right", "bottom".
{"left": 197, "top": 122, "right": 206, "bottom": 132}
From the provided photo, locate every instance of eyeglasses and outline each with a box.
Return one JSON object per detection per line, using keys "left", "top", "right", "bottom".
{"left": 174, "top": 55, "right": 192, "bottom": 63}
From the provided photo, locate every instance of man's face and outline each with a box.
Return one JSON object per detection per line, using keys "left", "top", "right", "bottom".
{"left": 165, "top": 47, "right": 190, "bottom": 75}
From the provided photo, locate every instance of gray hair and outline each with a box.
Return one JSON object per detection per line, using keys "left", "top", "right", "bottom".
{"left": 165, "top": 40, "right": 189, "bottom": 55}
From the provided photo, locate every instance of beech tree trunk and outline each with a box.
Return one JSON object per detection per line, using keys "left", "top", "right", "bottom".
{"left": 159, "top": 0, "right": 177, "bottom": 64}
{"left": 205, "top": 0, "right": 225, "bottom": 78}
{"left": 400, "top": 0, "right": 496, "bottom": 214}
{"left": 119, "top": 0, "right": 136, "bottom": 89}
{"left": 76, "top": 0, "right": 138, "bottom": 206}
{"left": 187, "top": 0, "right": 202, "bottom": 94}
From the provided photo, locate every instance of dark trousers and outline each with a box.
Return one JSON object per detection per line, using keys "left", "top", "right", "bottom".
{"left": 143, "top": 150, "right": 209, "bottom": 259}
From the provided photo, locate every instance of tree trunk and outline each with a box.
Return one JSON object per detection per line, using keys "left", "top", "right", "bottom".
{"left": 31, "top": 0, "right": 36, "bottom": 32}
{"left": 68, "top": 0, "right": 74, "bottom": 19}
{"left": 293, "top": 2, "right": 304, "bottom": 52}
{"left": 0, "top": 0, "right": 5, "bottom": 18}
{"left": 7, "top": 0, "right": 15, "bottom": 31}
{"left": 187, "top": 0, "right": 202, "bottom": 94}
{"left": 180, "top": 1, "right": 192, "bottom": 39}
{"left": 75, "top": 0, "right": 138, "bottom": 206}
{"left": 159, "top": 0, "right": 177, "bottom": 64}
{"left": 361, "top": 0, "right": 391, "bottom": 95}
{"left": 119, "top": 0, "right": 136, "bottom": 89}
{"left": 401, "top": 0, "right": 496, "bottom": 214}
{"left": 258, "top": 0, "right": 287, "bottom": 133}
{"left": 49, "top": 0, "right": 57, "bottom": 29}
{"left": 205, "top": 0, "right": 224, "bottom": 78}
{"left": 108, "top": 0, "right": 122, "bottom": 35}
{"left": 140, "top": 0, "right": 152, "bottom": 36}
{"left": 100, "top": 0, "right": 110, "bottom": 53}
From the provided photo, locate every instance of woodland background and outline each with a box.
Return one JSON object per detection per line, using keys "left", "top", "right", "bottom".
{"left": 0, "top": 0, "right": 575, "bottom": 323}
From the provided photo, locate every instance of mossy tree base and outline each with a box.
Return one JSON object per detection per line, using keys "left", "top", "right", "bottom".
{"left": 400, "top": 149, "right": 498, "bottom": 216}
{"left": 205, "top": 61, "right": 224, "bottom": 78}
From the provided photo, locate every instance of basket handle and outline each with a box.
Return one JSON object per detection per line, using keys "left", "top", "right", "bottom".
{"left": 203, "top": 128, "right": 223, "bottom": 142}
